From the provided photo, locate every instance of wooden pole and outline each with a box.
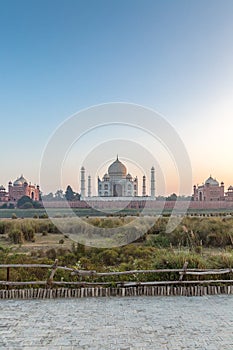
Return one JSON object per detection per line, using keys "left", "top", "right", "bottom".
{"left": 6, "top": 267, "right": 10, "bottom": 290}
{"left": 179, "top": 261, "right": 188, "bottom": 281}
{"left": 46, "top": 259, "right": 58, "bottom": 288}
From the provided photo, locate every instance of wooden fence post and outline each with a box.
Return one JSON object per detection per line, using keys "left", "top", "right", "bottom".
{"left": 6, "top": 267, "right": 10, "bottom": 290}
{"left": 179, "top": 261, "right": 188, "bottom": 281}
{"left": 46, "top": 259, "right": 58, "bottom": 288}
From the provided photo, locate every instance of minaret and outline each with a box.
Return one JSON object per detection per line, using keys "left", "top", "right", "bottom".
{"left": 88, "top": 175, "right": 91, "bottom": 197}
{"left": 80, "top": 166, "right": 86, "bottom": 198}
{"left": 142, "top": 175, "right": 146, "bottom": 196}
{"left": 150, "top": 166, "right": 155, "bottom": 198}
{"left": 134, "top": 176, "right": 138, "bottom": 196}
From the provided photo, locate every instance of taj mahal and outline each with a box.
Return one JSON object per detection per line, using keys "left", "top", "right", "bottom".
{"left": 80, "top": 156, "right": 156, "bottom": 199}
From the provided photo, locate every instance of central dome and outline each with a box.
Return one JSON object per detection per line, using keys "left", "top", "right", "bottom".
{"left": 205, "top": 176, "right": 219, "bottom": 186}
{"left": 108, "top": 156, "right": 127, "bottom": 178}
{"left": 13, "top": 175, "right": 28, "bottom": 186}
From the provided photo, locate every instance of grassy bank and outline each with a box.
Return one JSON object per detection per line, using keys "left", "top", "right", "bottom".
{"left": 1, "top": 208, "right": 233, "bottom": 219}
{"left": 0, "top": 216, "right": 233, "bottom": 284}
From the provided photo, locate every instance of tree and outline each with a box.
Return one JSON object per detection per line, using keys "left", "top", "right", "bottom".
{"left": 33, "top": 201, "right": 43, "bottom": 209}
{"left": 74, "top": 192, "right": 81, "bottom": 201}
{"left": 65, "top": 185, "right": 75, "bottom": 201}
{"left": 42, "top": 192, "right": 54, "bottom": 201}
{"left": 166, "top": 193, "right": 177, "bottom": 201}
{"left": 0, "top": 203, "right": 8, "bottom": 209}
{"left": 17, "top": 196, "right": 32, "bottom": 208}
{"left": 54, "top": 189, "right": 64, "bottom": 201}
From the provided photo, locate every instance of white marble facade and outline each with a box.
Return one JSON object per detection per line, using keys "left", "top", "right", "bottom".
{"left": 98, "top": 156, "right": 138, "bottom": 197}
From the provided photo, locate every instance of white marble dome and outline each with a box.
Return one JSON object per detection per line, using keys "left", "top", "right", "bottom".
{"left": 108, "top": 156, "right": 127, "bottom": 178}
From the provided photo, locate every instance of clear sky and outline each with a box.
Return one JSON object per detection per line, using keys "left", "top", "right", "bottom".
{"left": 1, "top": 0, "right": 233, "bottom": 195}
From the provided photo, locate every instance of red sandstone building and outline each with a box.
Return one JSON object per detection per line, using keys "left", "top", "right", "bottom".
{"left": 225, "top": 186, "right": 233, "bottom": 201}
{"left": 0, "top": 186, "right": 9, "bottom": 202}
{"left": 0, "top": 175, "right": 40, "bottom": 203}
{"left": 8, "top": 175, "right": 40, "bottom": 202}
{"left": 193, "top": 176, "right": 225, "bottom": 201}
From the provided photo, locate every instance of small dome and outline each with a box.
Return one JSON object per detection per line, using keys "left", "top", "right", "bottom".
{"left": 126, "top": 173, "right": 132, "bottom": 179}
{"left": 205, "top": 176, "right": 219, "bottom": 186}
{"left": 0, "top": 185, "right": 5, "bottom": 191}
{"left": 103, "top": 173, "right": 110, "bottom": 180}
{"left": 108, "top": 156, "right": 127, "bottom": 178}
{"left": 13, "top": 175, "right": 28, "bottom": 186}
{"left": 228, "top": 186, "right": 233, "bottom": 191}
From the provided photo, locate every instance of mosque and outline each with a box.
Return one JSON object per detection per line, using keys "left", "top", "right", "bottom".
{"left": 80, "top": 156, "right": 156, "bottom": 198}
{"left": 192, "top": 175, "right": 233, "bottom": 202}
{"left": 0, "top": 175, "right": 40, "bottom": 202}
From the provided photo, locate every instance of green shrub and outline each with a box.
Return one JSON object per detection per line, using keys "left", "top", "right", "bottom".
{"left": 17, "top": 196, "right": 32, "bottom": 209}
{"left": 0, "top": 222, "right": 5, "bottom": 234}
{"left": 20, "top": 222, "right": 35, "bottom": 241}
{"left": 0, "top": 203, "right": 8, "bottom": 209}
{"left": 21, "top": 202, "right": 33, "bottom": 209}
{"left": 147, "top": 234, "right": 170, "bottom": 248}
{"left": 39, "top": 214, "right": 48, "bottom": 219}
{"left": 97, "top": 249, "right": 119, "bottom": 266}
{"left": 46, "top": 248, "right": 56, "bottom": 260}
{"left": 8, "top": 228, "right": 24, "bottom": 244}
{"left": 33, "top": 201, "right": 42, "bottom": 209}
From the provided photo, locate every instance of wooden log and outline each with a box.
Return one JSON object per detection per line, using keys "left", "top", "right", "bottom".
{"left": 0, "top": 264, "right": 52, "bottom": 269}
{"left": 185, "top": 269, "right": 233, "bottom": 276}
{"left": 46, "top": 259, "right": 58, "bottom": 288}
{"left": 0, "top": 264, "right": 232, "bottom": 277}
{"left": 179, "top": 261, "right": 188, "bottom": 281}
{"left": 113, "top": 279, "right": 233, "bottom": 287}
{"left": 0, "top": 281, "right": 47, "bottom": 286}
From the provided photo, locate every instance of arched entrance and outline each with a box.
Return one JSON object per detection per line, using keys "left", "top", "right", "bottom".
{"left": 113, "top": 184, "right": 123, "bottom": 197}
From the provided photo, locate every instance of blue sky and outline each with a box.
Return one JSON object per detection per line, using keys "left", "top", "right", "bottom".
{"left": 1, "top": 0, "right": 233, "bottom": 194}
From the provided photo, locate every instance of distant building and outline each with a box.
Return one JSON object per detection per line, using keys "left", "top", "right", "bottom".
{"left": 8, "top": 175, "right": 40, "bottom": 202}
{"left": 0, "top": 186, "right": 9, "bottom": 202}
{"left": 80, "top": 156, "right": 156, "bottom": 198}
{"left": 225, "top": 186, "right": 233, "bottom": 201}
{"left": 193, "top": 176, "right": 225, "bottom": 201}
{"left": 97, "top": 156, "right": 138, "bottom": 197}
